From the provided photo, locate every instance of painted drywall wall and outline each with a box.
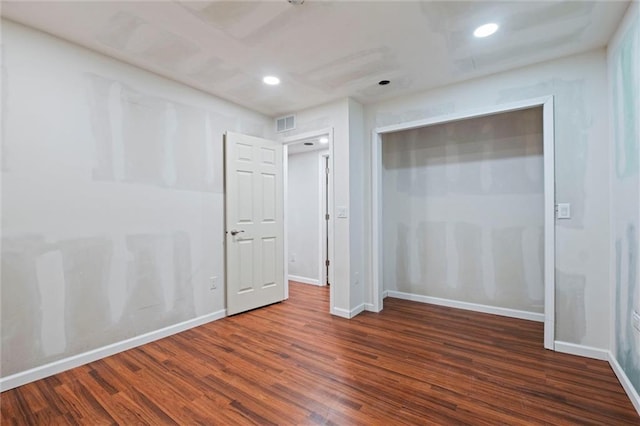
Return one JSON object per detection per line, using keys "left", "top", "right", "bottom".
{"left": 348, "top": 99, "right": 365, "bottom": 311}
{"left": 287, "top": 149, "right": 327, "bottom": 284}
{"left": 364, "top": 49, "right": 611, "bottom": 349}
{"left": 382, "top": 108, "right": 544, "bottom": 313}
{"left": 278, "top": 98, "right": 365, "bottom": 316}
{"left": 609, "top": 2, "right": 640, "bottom": 395}
{"left": 1, "top": 20, "right": 272, "bottom": 377}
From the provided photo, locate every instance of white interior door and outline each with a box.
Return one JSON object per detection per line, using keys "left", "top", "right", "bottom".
{"left": 225, "top": 131, "right": 284, "bottom": 316}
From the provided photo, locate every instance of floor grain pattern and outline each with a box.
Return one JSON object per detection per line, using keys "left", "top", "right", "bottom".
{"left": 2, "top": 282, "right": 639, "bottom": 425}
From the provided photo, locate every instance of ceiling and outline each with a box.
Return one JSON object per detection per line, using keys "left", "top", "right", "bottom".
{"left": 288, "top": 135, "right": 330, "bottom": 155}
{"left": 2, "top": 1, "right": 629, "bottom": 117}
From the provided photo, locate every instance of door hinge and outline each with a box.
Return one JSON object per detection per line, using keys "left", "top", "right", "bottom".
{"left": 325, "top": 260, "right": 330, "bottom": 267}
{"left": 325, "top": 213, "right": 330, "bottom": 220}
{"left": 325, "top": 167, "right": 330, "bottom": 175}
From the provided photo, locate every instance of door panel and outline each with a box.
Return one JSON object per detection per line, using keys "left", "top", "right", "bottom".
{"left": 225, "top": 131, "right": 284, "bottom": 315}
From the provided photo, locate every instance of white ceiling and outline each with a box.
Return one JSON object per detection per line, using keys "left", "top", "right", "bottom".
{"left": 2, "top": 1, "right": 629, "bottom": 117}
{"left": 288, "top": 135, "right": 330, "bottom": 155}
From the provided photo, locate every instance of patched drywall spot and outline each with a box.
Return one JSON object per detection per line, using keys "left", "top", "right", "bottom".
{"left": 382, "top": 128, "right": 448, "bottom": 197}
{"left": 96, "top": 11, "right": 200, "bottom": 72}
{"left": 121, "top": 92, "right": 170, "bottom": 186}
{"left": 416, "top": 221, "right": 447, "bottom": 296}
{"left": 556, "top": 271, "right": 587, "bottom": 343}
{"left": 376, "top": 102, "right": 455, "bottom": 128}
{"left": 612, "top": 22, "right": 639, "bottom": 179}
{"left": 292, "top": 48, "right": 398, "bottom": 92}
{"left": 235, "top": 118, "right": 267, "bottom": 139}
{"left": 498, "top": 79, "right": 588, "bottom": 228}
{"left": 615, "top": 225, "right": 640, "bottom": 391}
{"left": 124, "top": 233, "right": 195, "bottom": 335}
{"left": 59, "top": 238, "right": 114, "bottom": 353}
{"left": 1, "top": 236, "right": 46, "bottom": 376}
{"left": 188, "top": 57, "right": 239, "bottom": 87}
{"left": 85, "top": 73, "right": 215, "bottom": 192}
{"left": 522, "top": 227, "right": 544, "bottom": 304}
{"left": 182, "top": 0, "right": 292, "bottom": 43}
{"left": 492, "top": 227, "right": 528, "bottom": 310}
{"left": 86, "top": 74, "right": 116, "bottom": 180}
{"left": 124, "top": 234, "right": 172, "bottom": 333}
{"left": 356, "top": 76, "right": 413, "bottom": 99}
{"left": 36, "top": 250, "right": 67, "bottom": 357}
{"left": 455, "top": 222, "right": 486, "bottom": 303}
{"left": 394, "top": 223, "right": 411, "bottom": 293}
{"left": 420, "top": 1, "right": 593, "bottom": 76}
{"left": 172, "top": 231, "right": 196, "bottom": 318}
{"left": 459, "top": 29, "right": 587, "bottom": 74}
{"left": 508, "top": 2, "right": 594, "bottom": 32}
{"left": 172, "top": 104, "right": 211, "bottom": 191}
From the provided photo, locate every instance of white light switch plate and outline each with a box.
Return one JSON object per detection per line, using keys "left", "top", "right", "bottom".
{"left": 337, "top": 206, "right": 348, "bottom": 218}
{"left": 557, "top": 203, "right": 571, "bottom": 219}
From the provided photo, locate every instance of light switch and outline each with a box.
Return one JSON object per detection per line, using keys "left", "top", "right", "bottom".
{"left": 337, "top": 206, "right": 348, "bottom": 218}
{"left": 557, "top": 203, "right": 571, "bottom": 219}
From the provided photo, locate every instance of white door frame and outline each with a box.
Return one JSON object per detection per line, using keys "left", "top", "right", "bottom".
{"left": 283, "top": 128, "right": 335, "bottom": 311}
{"left": 320, "top": 152, "right": 330, "bottom": 286}
{"left": 371, "top": 96, "right": 556, "bottom": 350}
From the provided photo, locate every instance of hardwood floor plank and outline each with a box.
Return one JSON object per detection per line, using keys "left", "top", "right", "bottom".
{"left": 2, "top": 282, "right": 639, "bottom": 425}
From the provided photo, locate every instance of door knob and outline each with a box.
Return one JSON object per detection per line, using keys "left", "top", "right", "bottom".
{"left": 230, "top": 229, "right": 245, "bottom": 236}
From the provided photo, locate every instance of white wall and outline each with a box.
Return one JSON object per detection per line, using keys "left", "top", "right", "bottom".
{"left": 608, "top": 1, "right": 640, "bottom": 396}
{"left": 287, "top": 149, "right": 327, "bottom": 285}
{"left": 364, "top": 49, "right": 611, "bottom": 349}
{"left": 278, "top": 98, "right": 365, "bottom": 317}
{"left": 1, "top": 20, "right": 272, "bottom": 378}
{"left": 348, "top": 99, "right": 365, "bottom": 311}
{"left": 382, "top": 108, "right": 544, "bottom": 313}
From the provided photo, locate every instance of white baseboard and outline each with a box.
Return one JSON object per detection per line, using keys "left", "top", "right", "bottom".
{"left": 386, "top": 290, "right": 545, "bottom": 322}
{"left": 288, "top": 275, "right": 321, "bottom": 286}
{"left": 382, "top": 290, "right": 389, "bottom": 298}
{"left": 332, "top": 303, "right": 365, "bottom": 319}
{"left": 364, "top": 303, "right": 382, "bottom": 312}
{"left": 609, "top": 352, "right": 640, "bottom": 415}
{"left": 553, "top": 341, "right": 609, "bottom": 361}
{"left": 332, "top": 307, "right": 350, "bottom": 318}
{"left": 351, "top": 303, "right": 365, "bottom": 317}
{"left": 0, "top": 309, "right": 227, "bottom": 392}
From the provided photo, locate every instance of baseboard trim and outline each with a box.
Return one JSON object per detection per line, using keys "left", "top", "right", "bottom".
{"left": 553, "top": 341, "right": 609, "bottom": 361}
{"left": 332, "top": 307, "right": 350, "bottom": 318}
{"left": 0, "top": 309, "right": 227, "bottom": 392}
{"left": 288, "top": 275, "right": 321, "bottom": 286}
{"left": 386, "top": 290, "right": 544, "bottom": 322}
{"left": 332, "top": 304, "right": 365, "bottom": 319}
{"left": 364, "top": 303, "right": 381, "bottom": 313}
{"left": 609, "top": 352, "right": 640, "bottom": 415}
{"left": 351, "top": 303, "right": 365, "bottom": 317}
{"left": 382, "top": 290, "right": 389, "bottom": 299}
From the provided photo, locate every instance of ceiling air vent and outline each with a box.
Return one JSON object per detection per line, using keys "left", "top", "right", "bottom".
{"left": 276, "top": 115, "right": 295, "bottom": 133}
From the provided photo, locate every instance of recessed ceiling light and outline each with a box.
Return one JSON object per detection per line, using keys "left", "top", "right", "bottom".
{"left": 474, "top": 23, "right": 499, "bottom": 38}
{"left": 263, "top": 76, "right": 280, "bottom": 85}
{"left": 319, "top": 137, "right": 329, "bottom": 144}
{"left": 378, "top": 80, "right": 390, "bottom": 86}
{"left": 304, "top": 142, "right": 314, "bottom": 146}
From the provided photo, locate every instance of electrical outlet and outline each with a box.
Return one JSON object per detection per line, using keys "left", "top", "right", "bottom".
{"left": 209, "top": 276, "right": 218, "bottom": 290}
{"left": 632, "top": 311, "right": 640, "bottom": 333}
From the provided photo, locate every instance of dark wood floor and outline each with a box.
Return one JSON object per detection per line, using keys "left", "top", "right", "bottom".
{"left": 2, "top": 282, "right": 639, "bottom": 425}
